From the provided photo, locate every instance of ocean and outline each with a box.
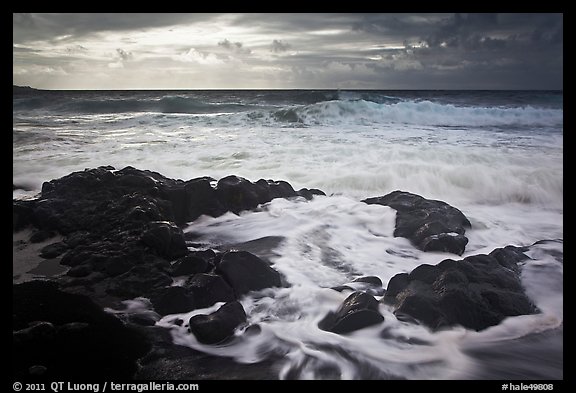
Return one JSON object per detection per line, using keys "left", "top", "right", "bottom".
{"left": 12, "top": 89, "right": 563, "bottom": 379}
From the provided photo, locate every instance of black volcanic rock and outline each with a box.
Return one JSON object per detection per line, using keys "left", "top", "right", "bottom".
{"left": 188, "top": 301, "right": 247, "bottom": 344}
{"left": 12, "top": 166, "right": 323, "bottom": 378}
{"left": 215, "top": 176, "right": 268, "bottom": 214}
{"left": 106, "top": 264, "right": 173, "bottom": 299}
{"left": 30, "top": 229, "right": 58, "bottom": 243}
{"left": 382, "top": 246, "right": 538, "bottom": 331}
{"left": 13, "top": 281, "right": 150, "bottom": 379}
{"left": 185, "top": 273, "right": 236, "bottom": 309}
{"left": 17, "top": 166, "right": 318, "bottom": 234}
{"left": 363, "top": 191, "right": 471, "bottom": 255}
{"left": 39, "top": 241, "right": 68, "bottom": 259}
{"left": 13, "top": 166, "right": 313, "bottom": 304}
{"left": 217, "top": 251, "right": 283, "bottom": 297}
{"left": 161, "top": 176, "right": 225, "bottom": 224}
{"left": 141, "top": 221, "right": 188, "bottom": 260}
{"left": 151, "top": 286, "right": 195, "bottom": 316}
{"left": 296, "top": 188, "right": 326, "bottom": 200}
{"left": 171, "top": 254, "right": 212, "bottom": 276}
{"left": 319, "top": 291, "right": 384, "bottom": 334}
{"left": 13, "top": 200, "right": 36, "bottom": 231}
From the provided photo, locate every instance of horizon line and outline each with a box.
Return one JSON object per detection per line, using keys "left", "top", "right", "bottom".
{"left": 13, "top": 85, "right": 564, "bottom": 92}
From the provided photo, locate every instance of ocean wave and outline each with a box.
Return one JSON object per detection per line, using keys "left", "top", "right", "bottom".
{"left": 13, "top": 94, "right": 262, "bottom": 115}
{"left": 14, "top": 91, "right": 563, "bottom": 128}
{"left": 270, "top": 99, "right": 563, "bottom": 127}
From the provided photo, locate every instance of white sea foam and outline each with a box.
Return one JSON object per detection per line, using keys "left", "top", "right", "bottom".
{"left": 13, "top": 113, "right": 563, "bottom": 209}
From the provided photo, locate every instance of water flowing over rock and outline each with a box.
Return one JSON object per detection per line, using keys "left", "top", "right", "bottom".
{"left": 12, "top": 166, "right": 296, "bottom": 378}
{"left": 217, "top": 250, "right": 283, "bottom": 297}
{"left": 318, "top": 291, "right": 385, "bottom": 334}
{"left": 12, "top": 166, "right": 560, "bottom": 380}
{"left": 383, "top": 246, "right": 538, "bottom": 331}
{"left": 363, "top": 190, "right": 471, "bottom": 255}
{"left": 12, "top": 166, "right": 304, "bottom": 303}
{"left": 188, "top": 301, "right": 247, "bottom": 345}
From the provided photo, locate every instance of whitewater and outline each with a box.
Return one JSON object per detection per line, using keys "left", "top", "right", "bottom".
{"left": 13, "top": 89, "right": 563, "bottom": 379}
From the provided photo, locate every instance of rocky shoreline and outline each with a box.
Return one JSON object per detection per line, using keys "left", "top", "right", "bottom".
{"left": 13, "top": 166, "right": 552, "bottom": 379}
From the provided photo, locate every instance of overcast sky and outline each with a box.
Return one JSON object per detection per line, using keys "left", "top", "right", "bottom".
{"left": 13, "top": 13, "right": 563, "bottom": 90}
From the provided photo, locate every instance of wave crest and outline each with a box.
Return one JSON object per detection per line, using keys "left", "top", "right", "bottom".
{"left": 272, "top": 99, "right": 563, "bottom": 127}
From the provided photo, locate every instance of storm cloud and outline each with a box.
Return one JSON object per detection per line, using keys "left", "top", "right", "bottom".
{"left": 13, "top": 13, "right": 562, "bottom": 90}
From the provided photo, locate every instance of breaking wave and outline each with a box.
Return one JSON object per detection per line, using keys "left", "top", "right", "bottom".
{"left": 272, "top": 99, "right": 563, "bottom": 127}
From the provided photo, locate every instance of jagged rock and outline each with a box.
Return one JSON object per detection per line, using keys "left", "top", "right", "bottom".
{"left": 106, "top": 265, "right": 173, "bottom": 299}
{"left": 171, "top": 254, "right": 212, "bottom": 276}
{"left": 141, "top": 221, "right": 188, "bottom": 260}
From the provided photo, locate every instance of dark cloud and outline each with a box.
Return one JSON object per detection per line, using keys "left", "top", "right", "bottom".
{"left": 422, "top": 13, "right": 562, "bottom": 50}
{"left": 229, "top": 13, "right": 358, "bottom": 33}
{"left": 13, "top": 13, "right": 35, "bottom": 28}
{"left": 217, "top": 39, "right": 251, "bottom": 55}
{"left": 351, "top": 13, "right": 448, "bottom": 38}
{"left": 270, "top": 39, "right": 291, "bottom": 53}
{"left": 13, "top": 13, "right": 563, "bottom": 89}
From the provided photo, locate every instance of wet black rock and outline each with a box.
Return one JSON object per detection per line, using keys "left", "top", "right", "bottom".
{"left": 13, "top": 200, "right": 36, "bottom": 231}
{"left": 39, "top": 241, "right": 68, "bottom": 259}
{"left": 141, "top": 221, "right": 188, "bottom": 260}
{"left": 331, "top": 285, "right": 355, "bottom": 293}
{"left": 106, "top": 264, "right": 173, "bottom": 299}
{"left": 12, "top": 166, "right": 322, "bottom": 378}
{"left": 350, "top": 276, "right": 386, "bottom": 296}
{"left": 171, "top": 254, "right": 212, "bottom": 276}
{"left": 13, "top": 281, "right": 150, "bottom": 379}
{"left": 383, "top": 246, "right": 538, "bottom": 331}
{"left": 318, "top": 291, "right": 384, "bottom": 334}
{"left": 363, "top": 190, "right": 471, "bottom": 255}
{"left": 185, "top": 273, "right": 236, "bottom": 309}
{"left": 353, "top": 276, "right": 383, "bottom": 286}
{"left": 29, "top": 229, "right": 58, "bottom": 243}
{"left": 188, "top": 301, "right": 247, "bottom": 345}
{"left": 217, "top": 250, "right": 283, "bottom": 297}
{"left": 151, "top": 286, "right": 195, "bottom": 316}
{"left": 66, "top": 264, "right": 92, "bottom": 278}
{"left": 216, "top": 176, "right": 277, "bottom": 214}
{"left": 13, "top": 166, "right": 310, "bottom": 305}
{"left": 134, "top": 325, "right": 279, "bottom": 379}
{"left": 150, "top": 272, "right": 237, "bottom": 316}
{"left": 17, "top": 166, "right": 316, "bottom": 235}
{"left": 296, "top": 188, "right": 326, "bottom": 200}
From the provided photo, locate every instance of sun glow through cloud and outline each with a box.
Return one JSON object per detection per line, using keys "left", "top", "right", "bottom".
{"left": 13, "top": 13, "right": 563, "bottom": 90}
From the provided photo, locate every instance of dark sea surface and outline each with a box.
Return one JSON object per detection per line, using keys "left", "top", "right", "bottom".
{"left": 13, "top": 89, "right": 563, "bottom": 379}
